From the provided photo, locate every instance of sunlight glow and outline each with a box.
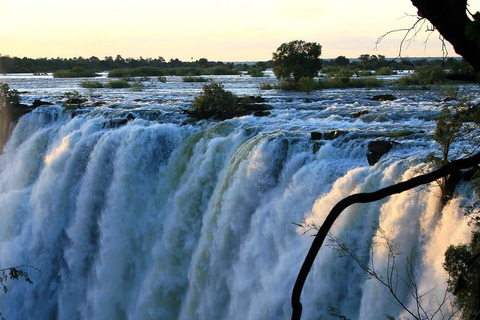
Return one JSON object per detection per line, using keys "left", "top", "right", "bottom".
{"left": 45, "top": 136, "right": 71, "bottom": 166}
{"left": 1, "top": 0, "right": 479, "bottom": 60}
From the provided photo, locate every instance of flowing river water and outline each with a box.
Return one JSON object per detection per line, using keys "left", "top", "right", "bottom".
{"left": 0, "top": 72, "right": 478, "bottom": 319}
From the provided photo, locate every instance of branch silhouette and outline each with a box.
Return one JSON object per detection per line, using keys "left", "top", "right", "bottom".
{"left": 291, "top": 151, "right": 480, "bottom": 320}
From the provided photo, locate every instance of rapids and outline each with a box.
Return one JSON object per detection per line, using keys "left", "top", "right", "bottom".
{"left": 0, "top": 72, "right": 478, "bottom": 319}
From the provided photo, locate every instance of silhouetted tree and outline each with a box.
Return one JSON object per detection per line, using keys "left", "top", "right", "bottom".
{"left": 272, "top": 40, "right": 322, "bottom": 83}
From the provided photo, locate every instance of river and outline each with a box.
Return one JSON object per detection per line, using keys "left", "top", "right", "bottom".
{"left": 0, "top": 72, "right": 478, "bottom": 319}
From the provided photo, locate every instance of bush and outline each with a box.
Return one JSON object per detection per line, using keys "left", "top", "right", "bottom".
{"left": 318, "top": 76, "right": 384, "bottom": 89}
{"left": 248, "top": 66, "right": 264, "bottom": 77}
{"left": 62, "top": 91, "right": 86, "bottom": 112}
{"left": 53, "top": 67, "right": 98, "bottom": 78}
{"left": 259, "top": 82, "right": 275, "bottom": 90}
{"left": 106, "top": 79, "right": 132, "bottom": 88}
{"left": 189, "top": 82, "right": 239, "bottom": 118}
{"left": 158, "top": 76, "right": 167, "bottom": 83}
{"left": 298, "top": 77, "right": 316, "bottom": 93}
{"left": 182, "top": 76, "right": 210, "bottom": 83}
{"left": 202, "top": 66, "right": 240, "bottom": 75}
{"left": 108, "top": 67, "right": 164, "bottom": 77}
{"left": 79, "top": 81, "right": 105, "bottom": 88}
{"left": 0, "top": 83, "right": 20, "bottom": 108}
{"left": 376, "top": 66, "right": 396, "bottom": 75}
{"left": 397, "top": 65, "right": 447, "bottom": 86}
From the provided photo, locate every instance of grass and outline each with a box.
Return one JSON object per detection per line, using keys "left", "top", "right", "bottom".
{"left": 53, "top": 67, "right": 99, "bottom": 78}
{"left": 183, "top": 76, "right": 210, "bottom": 83}
{"left": 318, "top": 77, "right": 384, "bottom": 89}
{"left": 106, "top": 79, "right": 132, "bottom": 88}
{"left": 79, "top": 81, "right": 105, "bottom": 88}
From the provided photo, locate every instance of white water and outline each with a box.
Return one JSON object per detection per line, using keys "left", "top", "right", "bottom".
{"left": 0, "top": 73, "right": 478, "bottom": 319}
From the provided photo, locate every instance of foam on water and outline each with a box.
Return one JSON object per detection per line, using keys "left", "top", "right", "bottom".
{"left": 0, "top": 75, "right": 477, "bottom": 319}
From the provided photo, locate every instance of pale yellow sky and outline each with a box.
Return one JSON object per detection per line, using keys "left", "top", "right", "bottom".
{"left": 1, "top": 0, "right": 478, "bottom": 61}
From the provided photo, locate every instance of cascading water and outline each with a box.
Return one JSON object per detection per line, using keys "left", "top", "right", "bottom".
{"left": 0, "top": 73, "right": 478, "bottom": 319}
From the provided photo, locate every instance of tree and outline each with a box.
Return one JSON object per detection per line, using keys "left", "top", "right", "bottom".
{"left": 334, "top": 56, "right": 349, "bottom": 67}
{"left": 444, "top": 228, "right": 480, "bottom": 320}
{"left": 291, "top": 154, "right": 480, "bottom": 320}
{"left": 272, "top": 40, "right": 322, "bottom": 84}
{"left": 291, "top": 2, "right": 480, "bottom": 317}
{"left": 186, "top": 82, "right": 239, "bottom": 119}
{"left": 409, "top": 0, "right": 480, "bottom": 74}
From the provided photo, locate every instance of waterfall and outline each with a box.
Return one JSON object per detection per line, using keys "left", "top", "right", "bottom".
{"left": 0, "top": 104, "right": 474, "bottom": 319}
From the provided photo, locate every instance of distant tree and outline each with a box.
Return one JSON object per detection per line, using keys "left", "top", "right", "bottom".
{"left": 272, "top": 40, "right": 322, "bottom": 83}
{"left": 334, "top": 56, "right": 349, "bottom": 67}
{"left": 196, "top": 58, "right": 209, "bottom": 68}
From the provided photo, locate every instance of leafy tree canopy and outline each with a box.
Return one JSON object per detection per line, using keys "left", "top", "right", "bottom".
{"left": 272, "top": 40, "right": 322, "bottom": 83}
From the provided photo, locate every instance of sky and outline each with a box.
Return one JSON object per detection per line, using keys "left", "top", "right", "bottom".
{"left": 1, "top": 0, "right": 479, "bottom": 62}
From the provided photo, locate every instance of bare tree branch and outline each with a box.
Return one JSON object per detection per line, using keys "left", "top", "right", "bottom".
{"left": 291, "top": 151, "right": 480, "bottom": 320}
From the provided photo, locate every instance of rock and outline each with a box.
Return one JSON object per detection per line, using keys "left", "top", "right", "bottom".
{"left": 367, "top": 153, "right": 383, "bottom": 166}
{"left": 353, "top": 110, "right": 369, "bottom": 118}
{"left": 367, "top": 140, "right": 393, "bottom": 165}
{"left": 368, "top": 140, "right": 393, "bottom": 154}
{"left": 463, "top": 166, "right": 480, "bottom": 181}
{"left": 126, "top": 113, "right": 136, "bottom": 121}
{"left": 253, "top": 111, "right": 271, "bottom": 117}
{"left": 313, "top": 142, "right": 323, "bottom": 153}
{"left": 323, "top": 130, "right": 345, "bottom": 140}
{"left": 32, "top": 99, "right": 53, "bottom": 108}
{"left": 103, "top": 118, "right": 129, "bottom": 128}
{"left": 244, "top": 103, "right": 273, "bottom": 111}
{"left": 310, "top": 130, "right": 346, "bottom": 141}
{"left": 371, "top": 94, "right": 396, "bottom": 101}
{"left": 249, "top": 96, "right": 266, "bottom": 103}
{"left": 311, "top": 132, "right": 323, "bottom": 140}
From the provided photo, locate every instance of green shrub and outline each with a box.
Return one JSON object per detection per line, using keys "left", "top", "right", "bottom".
{"left": 248, "top": 66, "right": 264, "bottom": 77}
{"left": 202, "top": 66, "right": 240, "bottom": 75}
{"left": 397, "top": 65, "right": 446, "bottom": 86}
{"left": 386, "top": 129, "right": 416, "bottom": 137}
{"left": 53, "top": 67, "right": 98, "bottom": 78}
{"left": 276, "top": 80, "right": 299, "bottom": 91}
{"left": 298, "top": 77, "right": 316, "bottom": 93}
{"left": 108, "top": 67, "right": 164, "bottom": 77}
{"left": 318, "top": 76, "right": 383, "bottom": 89}
{"left": 79, "top": 81, "right": 105, "bottom": 88}
{"left": 0, "top": 83, "right": 20, "bottom": 108}
{"left": 62, "top": 91, "right": 86, "bottom": 112}
{"left": 189, "top": 82, "right": 238, "bottom": 118}
{"left": 376, "top": 66, "right": 396, "bottom": 75}
{"left": 158, "top": 76, "right": 167, "bottom": 83}
{"left": 182, "top": 76, "right": 210, "bottom": 83}
{"left": 357, "top": 70, "right": 374, "bottom": 77}
{"left": 259, "top": 82, "right": 275, "bottom": 90}
{"left": 107, "top": 79, "right": 132, "bottom": 88}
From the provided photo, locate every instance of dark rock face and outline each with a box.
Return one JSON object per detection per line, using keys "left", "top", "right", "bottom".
{"left": 310, "top": 132, "right": 323, "bottom": 140}
{"left": 367, "top": 140, "right": 393, "bottom": 165}
{"left": 353, "top": 110, "right": 369, "bottom": 118}
{"left": 32, "top": 100, "right": 53, "bottom": 108}
{"left": 244, "top": 104, "right": 273, "bottom": 112}
{"left": 323, "top": 130, "right": 345, "bottom": 140}
{"left": 253, "top": 111, "right": 271, "bottom": 117}
{"left": 371, "top": 94, "right": 396, "bottom": 101}
{"left": 310, "top": 130, "right": 345, "bottom": 141}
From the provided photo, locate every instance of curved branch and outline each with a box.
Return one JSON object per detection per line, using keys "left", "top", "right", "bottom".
{"left": 291, "top": 151, "right": 480, "bottom": 320}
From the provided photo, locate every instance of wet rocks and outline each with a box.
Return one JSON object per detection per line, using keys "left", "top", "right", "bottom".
{"left": 371, "top": 94, "right": 396, "bottom": 101}
{"left": 366, "top": 140, "right": 394, "bottom": 165}
{"left": 310, "top": 130, "right": 346, "bottom": 141}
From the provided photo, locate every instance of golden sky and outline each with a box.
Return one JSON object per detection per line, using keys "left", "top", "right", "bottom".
{"left": 1, "top": 0, "right": 478, "bottom": 61}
